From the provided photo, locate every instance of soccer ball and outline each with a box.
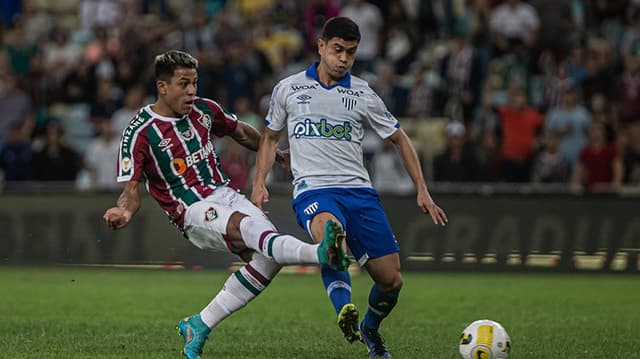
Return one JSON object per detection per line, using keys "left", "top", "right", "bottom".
{"left": 459, "top": 319, "right": 511, "bottom": 359}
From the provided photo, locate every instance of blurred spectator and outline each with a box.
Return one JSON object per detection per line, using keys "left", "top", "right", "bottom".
{"left": 84, "top": 118, "right": 120, "bottom": 190}
{"left": 583, "top": 54, "right": 613, "bottom": 107}
{"left": 32, "top": 121, "right": 82, "bottom": 181}
{"left": 531, "top": 131, "right": 571, "bottom": 183}
{"left": 234, "top": 96, "right": 261, "bottom": 130}
{"left": 0, "top": 73, "right": 33, "bottom": 148}
{"left": 111, "top": 84, "right": 146, "bottom": 135}
{"left": 340, "top": 0, "right": 383, "bottom": 74}
{"left": 60, "top": 62, "right": 94, "bottom": 104}
{"left": 253, "top": 15, "right": 303, "bottom": 74}
{"left": 498, "top": 85, "right": 543, "bottom": 182}
{"left": 475, "top": 125, "right": 504, "bottom": 182}
{"left": 90, "top": 79, "right": 120, "bottom": 124}
{"left": 433, "top": 121, "right": 479, "bottom": 182}
{"left": 571, "top": 122, "right": 623, "bottom": 191}
{"left": 141, "top": 0, "right": 170, "bottom": 17}
{"left": 613, "top": 51, "right": 640, "bottom": 130}
{"left": 380, "top": 0, "right": 415, "bottom": 74}
{"left": 79, "top": 0, "right": 123, "bottom": 30}
{"left": 371, "top": 139, "right": 414, "bottom": 194}
{"left": 622, "top": 123, "right": 640, "bottom": 184}
{"left": 566, "top": 43, "right": 588, "bottom": 87}
{"left": 303, "top": 0, "right": 341, "bottom": 50}
{"left": 490, "top": 0, "right": 540, "bottom": 53}
{"left": 3, "top": 19, "right": 39, "bottom": 77}
{"left": 589, "top": 92, "right": 617, "bottom": 142}
{"left": 0, "top": 122, "right": 32, "bottom": 181}
{"left": 372, "top": 61, "right": 408, "bottom": 117}
{"left": 417, "top": 0, "right": 456, "bottom": 40}
{"left": 530, "top": 0, "right": 574, "bottom": 60}
{"left": 439, "top": 27, "right": 483, "bottom": 122}
{"left": 0, "top": 0, "right": 22, "bottom": 26}
{"left": 471, "top": 90, "right": 499, "bottom": 143}
{"left": 540, "top": 59, "right": 574, "bottom": 111}
{"left": 406, "top": 64, "right": 435, "bottom": 119}
{"left": 544, "top": 86, "right": 591, "bottom": 166}
{"left": 220, "top": 139, "right": 250, "bottom": 192}
{"left": 220, "top": 42, "right": 258, "bottom": 112}
{"left": 42, "top": 27, "right": 82, "bottom": 91}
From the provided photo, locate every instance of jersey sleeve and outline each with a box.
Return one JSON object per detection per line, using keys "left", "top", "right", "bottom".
{"left": 264, "top": 80, "right": 287, "bottom": 131}
{"left": 117, "top": 125, "right": 148, "bottom": 183}
{"left": 200, "top": 98, "right": 238, "bottom": 137}
{"left": 365, "top": 88, "right": 400, "bottom": 139}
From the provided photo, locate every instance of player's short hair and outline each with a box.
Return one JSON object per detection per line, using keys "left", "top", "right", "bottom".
{"left": 154, "top": 50, "right": 198, "bottom": 81}
{"left": 321, "top": 17, "right": 360, "bottom": 43}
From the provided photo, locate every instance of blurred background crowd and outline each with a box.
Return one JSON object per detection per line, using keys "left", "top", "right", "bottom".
{"left": 0, "top": 0, "right": 639, "bottom": 194}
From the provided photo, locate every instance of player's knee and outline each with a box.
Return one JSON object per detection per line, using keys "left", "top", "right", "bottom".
{"left": 377, "top": 271, "right": 403, "bottom": 293}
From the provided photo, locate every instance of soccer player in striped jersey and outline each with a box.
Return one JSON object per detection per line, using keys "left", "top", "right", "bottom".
{"left": 252, "top": 17, "right": 448, "bottom": 358}
{"left": 102, "top": 50, "right": 349, "bottom": 359}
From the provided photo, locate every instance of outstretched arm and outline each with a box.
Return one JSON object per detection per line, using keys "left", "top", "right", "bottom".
{"left": 103, "top": 181, "right": 142, "bottom": 230}
{"left": 387, "top": 129, "right": 448, "bottom": 226}
{"left": 251, "top": 127, "right": 282, "bottom": 210}
{"left": 229, "top": 121, "right": 262, "bottom": 152}
{"left": 229, "top": 121, "right": 288, "bottom": 167}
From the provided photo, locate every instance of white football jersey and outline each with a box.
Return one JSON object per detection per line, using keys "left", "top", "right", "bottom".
{"left": 266, "top": 62, "right": 400, "bottom": 198}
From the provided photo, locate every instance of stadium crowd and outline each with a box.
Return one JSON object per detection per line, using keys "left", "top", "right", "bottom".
{"left": 0, "top": 0, "right": 639, "bottom": 193}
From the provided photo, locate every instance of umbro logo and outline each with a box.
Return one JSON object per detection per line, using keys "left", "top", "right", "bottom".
{"left": 158, "top": 138, "right": 173, "bottom": 152}
{"left": 296, "top": 94, "right": 311, "bottom": 104}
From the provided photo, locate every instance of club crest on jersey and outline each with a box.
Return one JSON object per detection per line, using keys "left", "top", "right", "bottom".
{"left": 121, "top": 156, "right": 132, "bottom": 172}
{"left": 303, "top": 201, "right": 319, "bottom": 215}
{"left": 342, "top": 97, "right": 357, "bottom": 111}
{"left": 199, "top": 114, "right": 212, "bottom": 130}
{"left": 181, "top": 129, "right": 194, "bottom": 141}
{"left": 296, "top": 94, "right": 311, "bottom": 104}
{"left": 204, "top": 207, "right": 217, "bottom": 221}
{"left": 292, "top": 119, "right": 352, "bottom": 141}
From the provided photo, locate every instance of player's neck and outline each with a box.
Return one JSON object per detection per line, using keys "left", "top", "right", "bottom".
{"left": 316, "top": 63, "right": 340, "bottom": 87}
{"left": 151, "top": 101, "right": 181, "bottom": 119}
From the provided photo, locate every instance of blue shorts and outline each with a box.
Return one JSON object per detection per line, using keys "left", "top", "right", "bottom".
{"left": 292, "top": 187, "right": 399, "bottom": 265}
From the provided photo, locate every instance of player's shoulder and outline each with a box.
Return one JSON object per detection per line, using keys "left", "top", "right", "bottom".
{"left": 275, "top": 70, "right": 310, "bottom": 91}
{"left": 348, "top": 74, "right": 379, "bottom": 99}
{"left": 349, "top": 74, "right": 373, "bottom": 91}
{"left": 194, "top": 96, "right": 223, "bottom": 111}
{"left": 124, "top": 106, "right": 154, "bottom": 133}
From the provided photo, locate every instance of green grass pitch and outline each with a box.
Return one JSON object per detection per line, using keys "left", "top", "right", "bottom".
{"left": 1, "top": 267, "right": 638, "bottom": 358}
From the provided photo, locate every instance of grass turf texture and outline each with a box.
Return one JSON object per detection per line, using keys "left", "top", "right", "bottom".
{"left": 1, "top": 267, "right": 638, "bottom": 358}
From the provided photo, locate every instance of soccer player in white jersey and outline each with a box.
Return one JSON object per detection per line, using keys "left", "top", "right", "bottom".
{"left": 252, "top": 17, "right": 448, "bottom": 358}
{"left": 102, "top": 50, "right": 349, "bottom": 359}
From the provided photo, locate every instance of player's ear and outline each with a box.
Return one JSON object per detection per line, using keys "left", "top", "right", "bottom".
{"left": 156, "top": 80, "right": 167, "bottom": 95}
{"left": 317, "top": 38, "right": 324, "bottom": 56}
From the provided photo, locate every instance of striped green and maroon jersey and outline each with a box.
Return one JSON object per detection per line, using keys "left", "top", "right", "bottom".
{"left": 116, "top": 97, "right": 238, "bottom": 228}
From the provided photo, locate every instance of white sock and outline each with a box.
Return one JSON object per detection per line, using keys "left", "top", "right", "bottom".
{"left": 200, "top": 252, "right": 281, "bottom": 328}
{"left": 239, "top": 216, "right": 319, "bottom": 265}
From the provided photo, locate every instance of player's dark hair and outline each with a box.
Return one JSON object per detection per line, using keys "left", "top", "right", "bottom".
{"left": 321, "top": 17, "right": 360, "bottom": 43}
{"left": 154, "top": 50, "right": 198, "bottom": 81}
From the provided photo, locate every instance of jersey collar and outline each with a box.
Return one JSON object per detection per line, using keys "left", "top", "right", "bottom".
{"left": 306, "top": 61, "right": 351, "bottom": 89}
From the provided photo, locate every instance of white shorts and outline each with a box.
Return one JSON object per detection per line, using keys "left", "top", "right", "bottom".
{"left": 183, "top": 186, "right": 268, "bottom": 252}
